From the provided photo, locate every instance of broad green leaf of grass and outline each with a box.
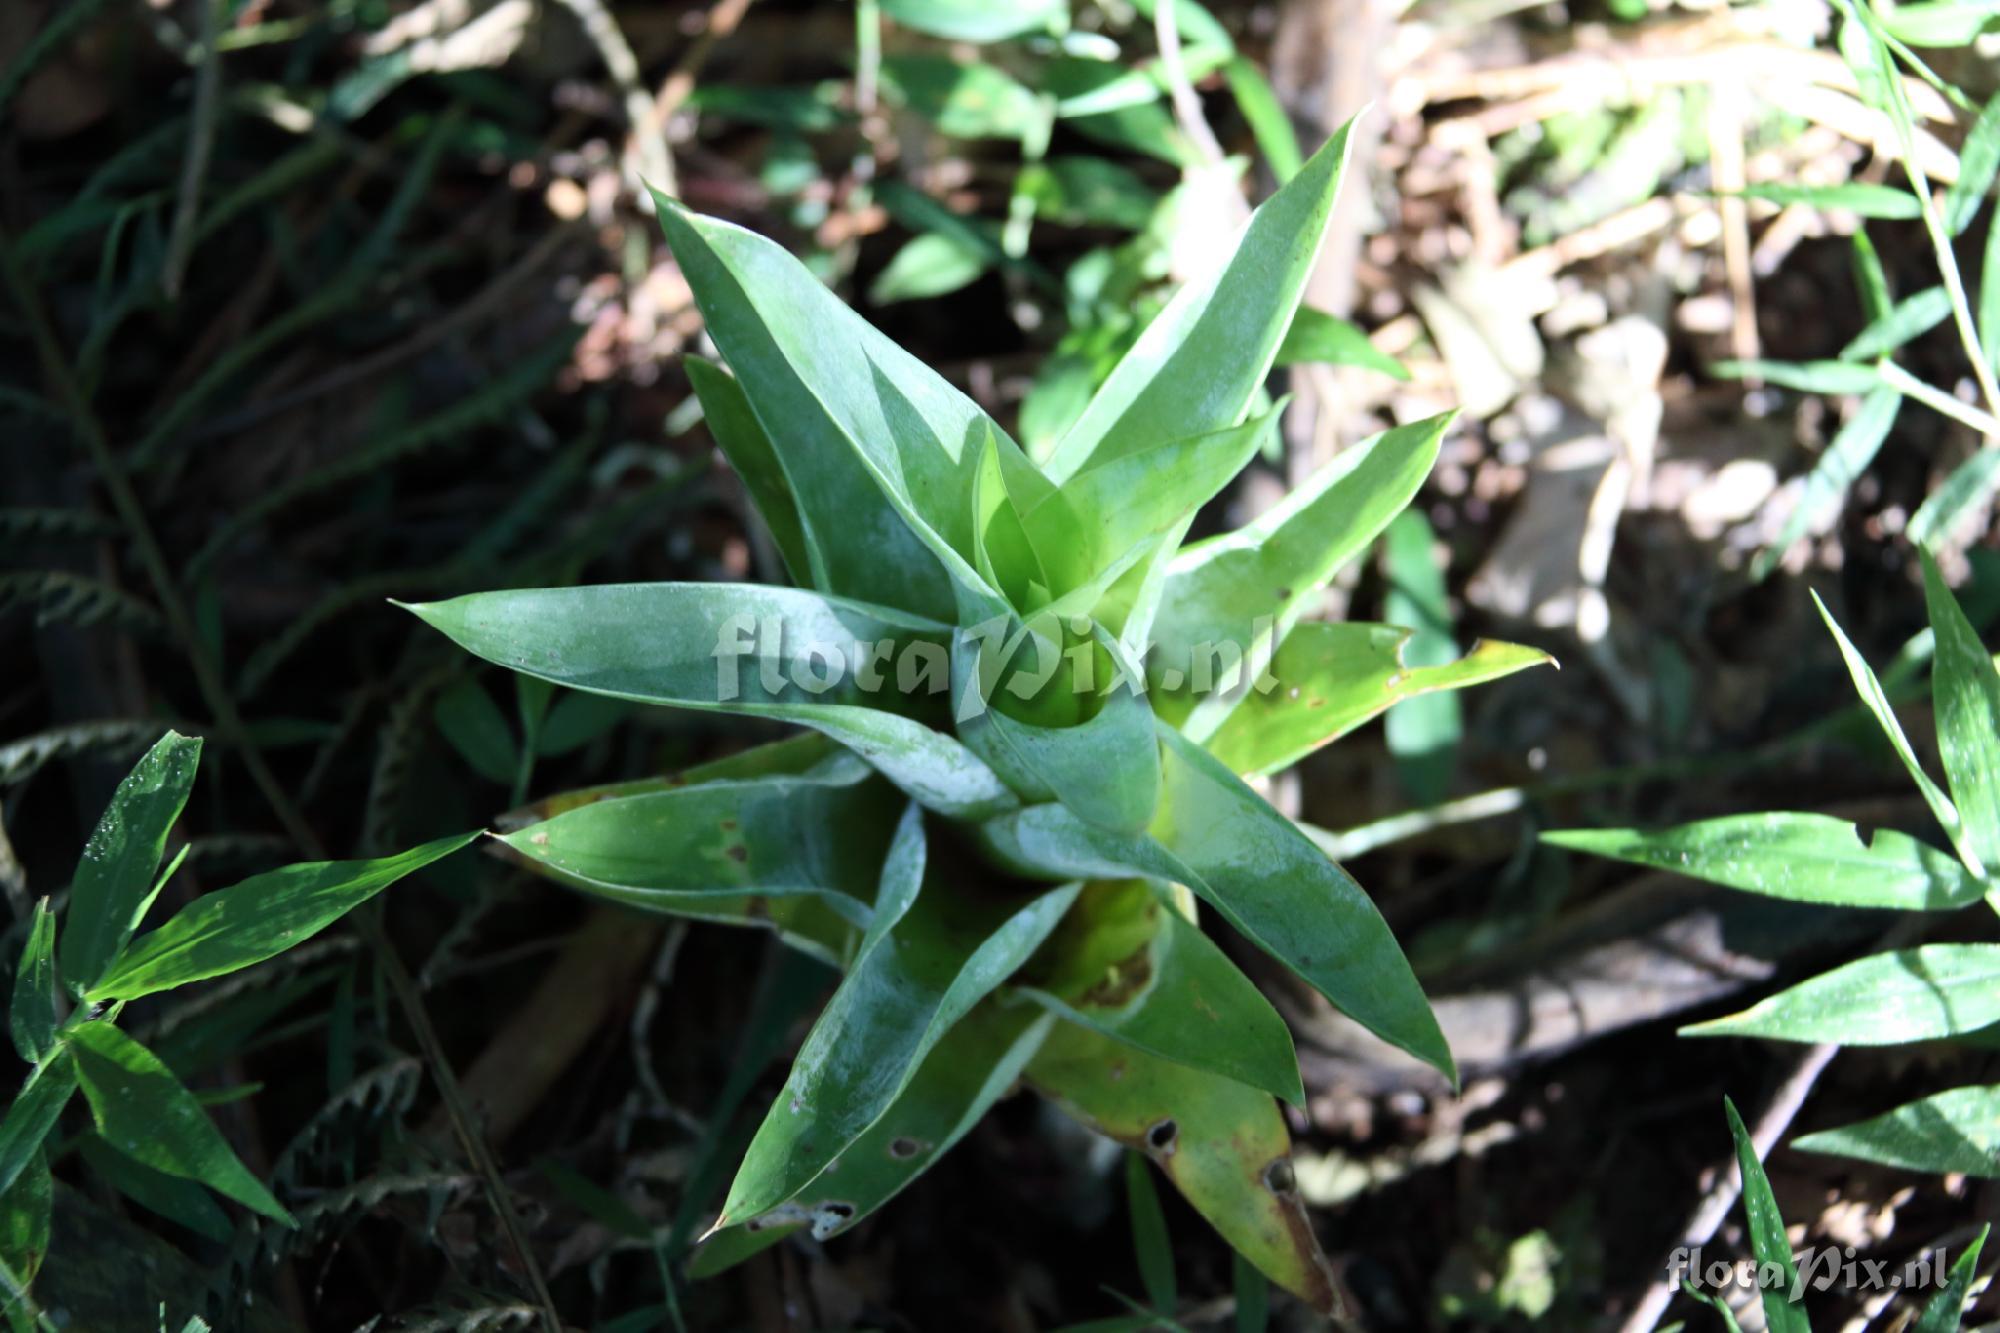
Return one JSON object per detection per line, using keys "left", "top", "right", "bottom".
{"left": 1945, "top": 95, "right": 2000, "bottom": 235}
{"left": 1913, "top": 1224, "right": 1986, "bottom": 1333}
{"left": 869, "top": 232, "right": 991, "bottom": 305}
{"left": 1852, "top": 230, "right": 1892, "bottom": 322}
{"left": 1541, "top": 814, "right": 1984, "bottom": 910}
{"left": 60, "top": 730, "right": 200, "bottom": 997}
{"left": 1126, "top": 1150, "right": 1177, "bottom": 1313}
{"left": 977, "top": 725, "right": 1453, "bottom": 1082}
{"left": 1683, "top": 944, "right": 2000, "bottom": 1043}
{"left": 1792, "top": 1084, "right": 2000, "bottom": 1177}
{"left": 496, "top": 756, "right": 895, "bottom": 923}
{"left": 1274, "top": 307, "right": 1411, "bottom": 381}
{"left": 954, "top": 628, "right": 1163, "bottom": 834}
{"left": 1018, "top": 157, "right": 1159, "bottom": 231}
{"left": 0, "top": 1054, "right": 74, "bottom": 1200}
{"left": 878, "top": 0, "right": 1065, "bottom": 42}
{"left": 1724, "top": 1097, "right": 1809, "bottom": 1333}
{"left": 684, "top": 356, "right": 812, "bottom": 583}
{"left": 1153, "top": 412, "right": 1451, "bottom": 738}
{"left": 66, "top": 1022, "right": 292, "bottom": 1223}
{"left": 1841, "top": 286, "right": 1952, "bottom": 360}
{"left": 402, "top": 584, "right": 1017, "bottom": 819}
{"left": 9, "top": 902, "right": 56, "bottom": 1065}
{"left": 878, "top": 56, "right": 1044, "bottom": 139}
{"left": 1920, "top": 552, "right": 2000, "bottom": 873}
{"left": 1205, "top": 624, "right": 1551, "bottom": 777}
{"left": 1754, "top": 387, "right": 1901, "bottom": 580}
{"left": 1733, "top": 182, "right": 1920, "bottom": 218}
{"left": 1043, "top": 58, "right": 1197, "bottom": 166}
{"left": 89, "top": 831, "right": 478, "bottom": 1002}
{"left": 717, "top": 809, "right": 1078, "bottom": 1228}
{"left": 689, "top": 1002, "right": 1055, "bottom": 1273}
{"left": 1027, "top": 1019, "right": 1340, "bottom": 1314}
{"left": 78, "top": 1134, "right": 235, "bottom": 1243}
{"left": 1711, "top": 359, "right": 1883, "bottom": 394}
{"left": 0, "top": 1149, "right": 49, "bottom": 1296}
{"left": 1813, "top": 592, "right": 1964, "bottom": 853}
{"left": 1909, "top": 444, "right": 2000, "bottom": 551}
{"left": 1879, "top": 1, "right": 2000, "bottom": 46}
{"left": 653, "top": 192, "right": 1017, "bottom": 625}
{"left": 1043, "top": 121, "right": 1355, "bottom": 483}
{"left": 1016, "top": 879, "right": 1304, "bottom": 1105}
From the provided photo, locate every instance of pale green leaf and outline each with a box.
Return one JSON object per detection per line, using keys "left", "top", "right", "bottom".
{"left": 1224, "top": 55, "right": 1301, "bottom": 183}
{"left": 1542, "top": 814, "right": 1983, "bottom": 910}
{"left": 691, "top": 1002, "right": 1055, "bottom": 1272}
{"left": 1045, "top": 121, "right": 1356, "bottom": 482}
{"left": 1841, "top": 285, "right": 1951, "bottom": 360}
{"left": 1945, "top": 95, "right": 2000, "bottom": 234}
{"left": 401, "top": 584, "right": 1016, "bottom": 819}
{"left": 1880, "top": 1, "right": 2000, "bottom": 46}
{"left": 1725, "top": 1097, "right": 1809, "bottom": 1333}
{"left": 1793, "top": 1084, "right": 2000, "bottom": 1177}
{"left": 9, "top": 902, "right": 56, "bottom": 1065}
{"left": 1684, "top": 944, "right": 2000, "bottom": 1043}
{"left": 1754, "top": 386, "right": 1900, "bottom": 580}
{"left": 1920, "top": 551, "right": 2000, "bottom": 874}
{"left": 1206, "top": 624, "right": 1551, "bottom": 777}
{"left": 718, "top": 809, "right": 1078, "bottom": 1226}
{"left": 1711, "top": 359, "right": 1883, "bottom": 394}
{"left": 978, "top": 724, "right": 1453, "bottom": 1082}
{"left": 1017, "top": 879, "right": 1303, "bottom": 1105}
{"left": 1813, "top": 592, "right": 1963, "bottom": 850}
{"left": 1733, "top": 182, "right": 1920, "bottom": 218}
{"left": 879, "top": 0, "right": 1065, "bottom": 42}
{"left": 878, "top": 56, "right": 1043, "bottom": 139}
{"left": 67, "top": 1022, "right": 292, "bottom": 1224}
{"left": 60, "top": 730, "right": 201, "bottom": 997}
{"left": 1153, "top": 412, "right": 1451, "bottom": 738}
{"left": 432, "top": 678, "right": 517, "bottom": 784}
{"left": 89, "top": 831, "right": 478, "bottom": 1002}
{"left": 1911, "top": 449, "right": 2000, "bottom": 562}
{"left": 651, "top": 194, "right": 1011, "bottom": 623}
{"left": 869, "top": 232, "right": 990, "bottom": 305}
{"left": 684, "top": 355, "right": 812, "bottom": 584}
{"left": 1027, "top": 1019, "right": 1339, "bottom": 1314}
{"left": 1274, "top": 307, "right": 1410, "bottom": 380}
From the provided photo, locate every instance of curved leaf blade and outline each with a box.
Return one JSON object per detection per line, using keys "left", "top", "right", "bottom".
{"left": 1045, "top": 121, "right": 1356, "bottom": 483}
{"left": 1725, "top": 1097, "right": 1809, "bottom": 1333}
{"left": 89, "top": 832, "right": 478, "bottom": 1002}
{"left": 1207, "top": 623, "right": 1551, "bottom": 777}
{"left": 1026, "top": 1019, "right": 1342, "bottom": 1316}
{"left": 1683, "top": 944, "right": 2000, "bottom": 1044}
{"left": 0, "top": 1055, "right": 74, "bottom": 1201}
{"left": 1153, "top": 413, "right": 1450, "bottom": 737}
{"left": 10, "top": 902, "right": 56, "bottom": 1065}
{"left": 1275, "top": 307, "right": 1410, "bottom": 380}
{"left": 690, "top": 1001, "right": 1055, "bottom": 1272}
{"left": 401, "top": 584, "right": 1016, "bottom": 819}
{"left": 1793, "top": 1084, "right": 2000, "bottom": 1177}
{"left": 60, "top": 730, "right": 201, "bottom": 997}
{"left": 717, "top": 811, "right": 1077, "bottom": 1227}
{"left": 67, "top": 1022, "right": 292, "bottom": 1224}
{"left": 1920, "top": 552, "right": 2000, "bottom": 874}
{"left": 1542, "top": 813, "right": 1984, "bottom": 911}
{"left": 1018, "top": 879, "right": 1303, "bottom": 1105}
{"left": 685, "top": 355, "right": 813, "bottom": 584}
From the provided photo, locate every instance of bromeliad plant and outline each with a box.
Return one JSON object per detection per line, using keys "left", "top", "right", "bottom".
{"left": 0, "top": 732, "right": 473, "bottom": 1306}
{"left": 1547, "top": 556, "right": 2000, "bottom": 1185}
{"left": 404, "top": 127, "right": 1549, "bottom": 1311}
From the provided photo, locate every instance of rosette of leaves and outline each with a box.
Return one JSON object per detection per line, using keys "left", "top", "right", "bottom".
{"left": 1548, "top": 556, "right": 2000, "bottom": 1184}
{"left": 0, "top": 732, "right": 472, "bottom": 1309}
{"left": 404, "top": 127, "right": 1549, "bottom": 1311}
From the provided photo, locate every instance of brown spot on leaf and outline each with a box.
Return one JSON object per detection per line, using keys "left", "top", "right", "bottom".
{"left": 725, "top": 844, "right": 748, "bottom": 862}
{"left": 1076, "top": 945, "right": 1155, "bottom": 1009}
